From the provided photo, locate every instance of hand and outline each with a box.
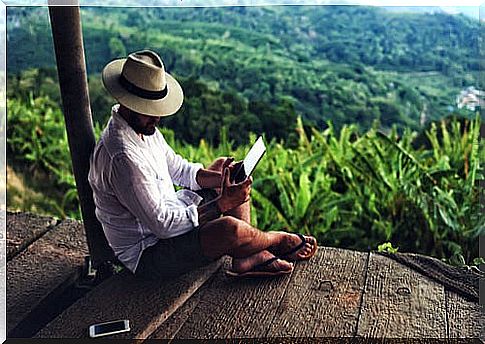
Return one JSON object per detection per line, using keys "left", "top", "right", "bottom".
{"left": 209, "top": 156, "right": 235, "bottom": 172}
{"left": 221, "top": 157, "right": 236, "bottom": 171}
{"left": 221, "top": 157, "right": 243, "bottom": 176}
{"left": 196, "top": 157, "right": 236, "bottom": 190}
{"left": 228, "top": 160, "right": 244, "bottom": 183}
{"left": 217, "top": 167, "right": 252, "bottom": 213}
{"left": 215, "top": 157, "right": 240, "bottom": 190}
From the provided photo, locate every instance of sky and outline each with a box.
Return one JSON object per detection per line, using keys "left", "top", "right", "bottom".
{"left": 1, "top": 0, "right": 484, "bottom": 9}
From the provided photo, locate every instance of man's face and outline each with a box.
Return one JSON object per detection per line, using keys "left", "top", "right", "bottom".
{"left": 125, "top": 109, "right": 161, "bottom": 136}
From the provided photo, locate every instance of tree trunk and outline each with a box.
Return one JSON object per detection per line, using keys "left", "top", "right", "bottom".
{"left": 48, "top": 4, "right": 115, "bottom": 268}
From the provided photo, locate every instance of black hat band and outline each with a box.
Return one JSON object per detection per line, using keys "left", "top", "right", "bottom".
{"left": 119, "top": 74, "right": 168, "bottom": 100}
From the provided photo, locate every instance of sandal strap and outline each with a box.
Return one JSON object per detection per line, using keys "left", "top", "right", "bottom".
{"left": 252, "top": 257, "right": 280, "bottom": 272}
{"left": 279, "top": 233, "right": 306, "bottom": 259}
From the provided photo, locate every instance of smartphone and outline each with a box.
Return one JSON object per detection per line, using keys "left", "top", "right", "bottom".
{"left": 88, "top": 319, "right": 130, "bottom": 338}
{"left": 230, "top": 136, "right": 266, "bottom": 183}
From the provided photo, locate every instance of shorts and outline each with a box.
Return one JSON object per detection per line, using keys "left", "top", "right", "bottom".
{"left": 134, "top": 188, "right": 219, "bottom": 281}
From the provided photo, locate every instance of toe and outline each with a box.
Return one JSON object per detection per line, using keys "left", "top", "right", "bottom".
{"left": 302, "top": 243, "right": 311, "bottom": 254}
{"left": 297, "top": 241, "right": 315, "bottom": 258}
{"left": 280, "top": 234, "right": 317, "bottom": 261}
{"left": 274, "top": 259, "right": 293, "bottom": 272}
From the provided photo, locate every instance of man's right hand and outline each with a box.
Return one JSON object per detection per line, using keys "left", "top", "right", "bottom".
{"left": 217, "top": 167, "right": 252, "bottom": 213}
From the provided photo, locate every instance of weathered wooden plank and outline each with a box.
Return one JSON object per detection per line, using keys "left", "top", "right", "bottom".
{"left": 35, "top": 259, "right": 223, "bottom": 339}
{"left": 6, "top": 211, "right": 58, "bottom": 261}
{"left": 149, "top": 278, "right": 209, "bottom": 340}
{"left": 172, "top": 255, "right": 294, "bottom": 339}
{"left": 267, "top": 248, "right": 369, "bottom": 337}
{"left": 379, "top": 252, "right": 480, "bottom": 302}
{"left": 357, "top": 253, "right": 447, "bottom": 338}
{"left": 446, "top": 290, "right": 483, "bottom": 340}
{"left": 7, "top": 218, "right": 88, "bottom": 336}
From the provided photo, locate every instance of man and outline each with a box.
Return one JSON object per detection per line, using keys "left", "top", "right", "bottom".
{"left": 88, "top": 49, "right": 317, "bottom": 280}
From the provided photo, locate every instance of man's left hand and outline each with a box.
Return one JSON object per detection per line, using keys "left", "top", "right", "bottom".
{"left": 196, "top": 157, "right": 239, "bottom": 190}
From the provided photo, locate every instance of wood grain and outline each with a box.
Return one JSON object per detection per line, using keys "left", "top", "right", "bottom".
{"left": 267, "top": 247, "right": 369, "bottom": 337}
{"left": 6, "top": 211, "right": 58, "bottom": 261}
{"left": 8, "top": 209, "right": 481, "bottom": 341}
{"left": 35, "top": 259, "right": 222, "bottom": 339}
{"left": 357, "top": 253, "right": 447, "bottom": 338}
{"left": 446, "top": 290, "right": 483, "bottom": 340}
{"left": 7, "top": 219, "right": 88, "bottom": 335}
{"left": 148, "top": 278, "right": 209, "bottom": 340}
{"left": 173, "top": 258, "right": 294, "bottom": 339}
{"left": 379, "top": 252, "right": 480, "bottom": 302}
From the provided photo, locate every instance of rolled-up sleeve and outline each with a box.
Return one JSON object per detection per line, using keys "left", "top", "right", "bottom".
{"left": 109, "top": 153, "right": 198, "bottom": 239}
{"left": 158, "top": 134, "right": 203, "bottom": 191}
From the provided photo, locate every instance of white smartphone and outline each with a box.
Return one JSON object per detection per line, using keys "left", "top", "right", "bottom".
{"left": 88, "top": 319, "right": 130, "bottom": 338}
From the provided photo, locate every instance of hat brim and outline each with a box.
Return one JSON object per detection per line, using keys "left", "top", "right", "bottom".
{"left": 102, "top": 58, "right": 184, "bottom": 117}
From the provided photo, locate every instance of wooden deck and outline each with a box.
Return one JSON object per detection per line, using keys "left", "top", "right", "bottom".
{"left": 6, "top": 211, "right": 483, "bottom": 341}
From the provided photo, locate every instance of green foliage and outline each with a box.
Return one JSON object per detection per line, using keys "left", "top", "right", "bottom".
{"left": 108, "top": 37, "right": 127, "bottom": 57}
{"left": 7, "top": 95, "right": 70, "bottom": 174}
{"left": 7, "top": 94, "right": 483, "bottom": 264}
{"left": 7, "top": 95, "right": 103, "bottom": 219}
{"left": 166, "top": 114, "right": 482, "bottom": 264}
{"left": 472, "top": 257, "right": 485, "bottom": 266}
{"left": 377, "top": 242, "right": 399, "bottom": 254}
{"left": 449, "top": 252, "right": 466, "bottom": 267}
{"left": 6, "top": 6, "right": 480, "bottom": 134}
{"left": 8, "top": 69, "right": 297, "bottom": 146}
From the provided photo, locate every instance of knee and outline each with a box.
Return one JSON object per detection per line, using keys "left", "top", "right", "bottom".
{"left": 218, "top": 216, "right": 240, "bottom": 236}
{"left": 216, "top": 216, "right": 249, "bottom": 246}
{"left": 207, "top": 157, "right": 227, "bottom": 172}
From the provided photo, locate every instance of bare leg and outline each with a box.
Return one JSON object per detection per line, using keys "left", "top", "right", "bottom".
{"left": 199, "top": 216, "right": 314, "bottom": 260}
{"left": 225, "top": 199, "right": 250, "bottom": 223}
{"left": 202, "top": 159, "right": 315, "bottom": 273}
{"left": 200, "top": 216, "right": 283, "bottom": 259}
{"left": 231, "top": 250, "right": 293, "bottom": 274}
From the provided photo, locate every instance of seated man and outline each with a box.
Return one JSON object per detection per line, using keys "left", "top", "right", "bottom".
{"left": 88, "top": 49, "right": 317, "bottom": 280}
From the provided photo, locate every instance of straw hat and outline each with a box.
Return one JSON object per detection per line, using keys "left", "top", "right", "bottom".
{"left": 102, "top": 50, "right": 184, "bottom": 117}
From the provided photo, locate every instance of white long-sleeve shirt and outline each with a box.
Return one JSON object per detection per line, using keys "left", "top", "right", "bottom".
{"left": 88, "top": 104, "right": 204, "bottom": 273}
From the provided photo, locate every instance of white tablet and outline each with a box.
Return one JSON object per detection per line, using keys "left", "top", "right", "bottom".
{"left": 231, "top": 136, "right": 266, "bottom": 183}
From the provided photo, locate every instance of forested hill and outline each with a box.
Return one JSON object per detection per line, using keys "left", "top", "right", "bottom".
{"left": 6, "top": 6, "right": 480, "bottom": 144}
{"left": 118, "top": 6, "right": 479, "bottom": 73}
{"left": 8, "top": 6, "right": 479, "bottom": 74}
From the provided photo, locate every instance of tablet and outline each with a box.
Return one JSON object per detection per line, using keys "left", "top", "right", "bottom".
{"left": 231, "top": 136, "right": 266, "bottom": 183}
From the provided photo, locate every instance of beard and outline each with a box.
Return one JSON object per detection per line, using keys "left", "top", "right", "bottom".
{"left": 126, "top": 112, "right": 159, "bottom": 136}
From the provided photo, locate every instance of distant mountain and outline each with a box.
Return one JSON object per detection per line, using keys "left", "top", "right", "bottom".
{"left": 6, "top": 5, "right": 481, "bottom": 137}
{"left": 8, "top": 6, "right": 479, "bottom": 74}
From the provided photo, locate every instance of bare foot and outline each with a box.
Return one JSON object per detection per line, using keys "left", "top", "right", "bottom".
{"left": 270, "top": 232, "right": 318, "bottom": 261}
{"left": 231, "top": 250, "right": 293, "bottom": 274}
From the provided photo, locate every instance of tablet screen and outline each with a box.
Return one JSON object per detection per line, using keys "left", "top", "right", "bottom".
{"left": 243, "top": 136, "right": 266, "bottom": 177}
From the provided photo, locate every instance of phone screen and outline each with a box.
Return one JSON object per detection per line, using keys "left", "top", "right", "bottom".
{"left": 243, "top": 136, "right": 266, "bottom": 177}
{"left": 94, "top": 321, "right": 127, "bottom": 335}
{"left": 230, "top": 136, "right": 266, "bottom": 184}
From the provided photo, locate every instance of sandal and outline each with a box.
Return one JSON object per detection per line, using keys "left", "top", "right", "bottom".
{"left": 226, "top": 257, "right": 294, "bottom": 277}
{"left": 279, "top": 233, "right": 318, "bottom": 262}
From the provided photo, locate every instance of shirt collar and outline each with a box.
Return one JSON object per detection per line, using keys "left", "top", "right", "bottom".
{"left": 110, "top": 104, "right": 147, "bottom": 145}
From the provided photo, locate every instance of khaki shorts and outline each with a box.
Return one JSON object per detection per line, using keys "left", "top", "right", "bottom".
{"left": 134, "top": 189, "right": 218, "bottom": 281}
